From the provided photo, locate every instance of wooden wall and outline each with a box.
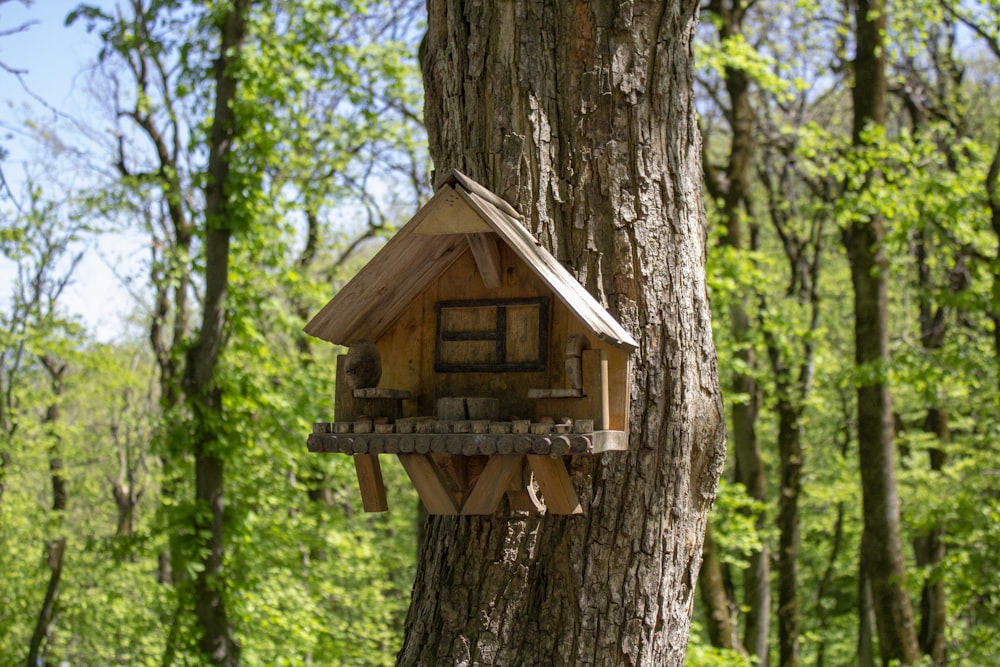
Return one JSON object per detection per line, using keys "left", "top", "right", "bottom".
{"left": 373, "top": 238, "right": 629, "bottom": 428}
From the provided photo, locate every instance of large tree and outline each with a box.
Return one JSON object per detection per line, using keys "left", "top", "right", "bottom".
{"left": 398, "top": 2, "right": 726, "bottom": 664}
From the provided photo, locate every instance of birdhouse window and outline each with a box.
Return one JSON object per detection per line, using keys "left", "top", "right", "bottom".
{"left": 434, "top": 297, "right": 549, "bottom": 372}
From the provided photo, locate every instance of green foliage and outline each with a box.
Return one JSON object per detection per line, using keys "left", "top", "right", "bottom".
{"left": 4, "top": 0, "right": 1000, "bottom": 665}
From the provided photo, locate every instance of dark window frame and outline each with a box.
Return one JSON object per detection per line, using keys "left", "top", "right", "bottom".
{"left": 434, "top": 297, "right": 549, "bottom": 372}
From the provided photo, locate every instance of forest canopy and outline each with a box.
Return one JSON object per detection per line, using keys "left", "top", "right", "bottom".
{"left": 0, "top": 0, "right": 998, "bottom": 665}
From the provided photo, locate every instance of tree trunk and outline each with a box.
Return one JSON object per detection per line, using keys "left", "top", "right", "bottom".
{"left": 180, "top": 3, "right": 249, "bottom": 665}
{"left": 399, "top": 2, "right": 726, "bottom": 664}
{"left": 847, "top": 1, "right": 920, "bottom": 664}
{"left": 27, "top": 356, "right": 68, "bottom": 667}
{"left": 913, "top": 227, "right": 949, "bottom": 666}
{"left": 699, "top": 523, "right": 740, "bottom": 653}
{"left": 701, "top": 2, "right": 769, "bottom": 662}
{"left": 775, "top": 399, "right": 801, "bottom": 667}
{"left": 857, "top": 567, "right": 876, "bottom": 667}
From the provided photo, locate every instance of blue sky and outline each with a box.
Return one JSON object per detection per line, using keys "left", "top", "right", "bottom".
{"left": 2, "top": 1, "right": 143, "bottom": 341}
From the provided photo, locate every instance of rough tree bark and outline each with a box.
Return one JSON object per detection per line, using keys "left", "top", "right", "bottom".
{"left": 846, "top": 0, "right": 921, "bottom": 664}
{"left": 399, "top": 2, "right": 727, "bottom": 665}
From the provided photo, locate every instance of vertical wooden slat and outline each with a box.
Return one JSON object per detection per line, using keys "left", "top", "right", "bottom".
{"left": 335, "top": 354, "right": 359, "bottom": 422}
{"left": 466, "top": 233, "right": 503, "bottom": 288}
{"left": 354, "top": 454, "right": 388, "bottom": 512}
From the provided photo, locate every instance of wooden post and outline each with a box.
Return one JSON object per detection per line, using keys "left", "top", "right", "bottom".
{"left": 354, "top": 454, "right": 388, "bottom": 512}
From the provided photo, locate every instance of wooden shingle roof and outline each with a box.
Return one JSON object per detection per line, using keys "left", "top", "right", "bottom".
{"left": 303, "top": 170, "right": 638, "bottom": 351}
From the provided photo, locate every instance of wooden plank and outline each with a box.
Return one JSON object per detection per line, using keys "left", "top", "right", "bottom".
{"left": 607, "top": 346, "right": 631, "bottom": 432}
{"left": 335, "top": 355, "right": 359, "bottom": 422}
{"left": 466, "top": 233, "right": 503, "bottom": 289}
{"left": 353, "top": 454, "right": 388, "bottom": 512}
{"left": 441, "top": 169, "right": 522, "bottom": 220}
{"left": 397, "top": 454, "right": 461, "bottom": 515}
{"left": 527, "top": 455, "right": 582, "bottom": 515}
{"left": 353, "top": 388, "right": 413, "bottom": 400}
{"left": 461, "top": 455, "right": 524, "bottom": 514}
{"left": 304, "top": 229, "right": 467, "bottom": 345}
{"left": 527, "top": 388, "right": 583, "bottom": 399}
{"left": 459, "top": 188, "right": 637, "bottom": 351}
{"left": 590, "top": 430, "right": 628, "bottom": 453}
{"left": 412, "top": 187, "right": 492, "bottom": 234}
{"left": 595, "top": 349, "right": 610, "bottom": 430}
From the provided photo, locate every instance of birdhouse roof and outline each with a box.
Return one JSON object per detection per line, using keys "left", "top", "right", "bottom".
{"left": 303, "top": 170, "right": 639, "bottom": 351}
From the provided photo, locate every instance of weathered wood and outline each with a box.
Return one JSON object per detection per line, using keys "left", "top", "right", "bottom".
{"left": 353, "top": 387, "right": 413, "bottom": 400}
{"left": 461, "top": 455, "right": 525, "bottom": 514}
{"left": 436, "top": 397, "right": 467, "bottom": 420}
{"left": 465, "top": 397, "right": 499, "bottom": 420}
{"left": 526, "top": 455, "right": 581, "bottom": 515}
{"left": 466, "top": 233, "right": 503, "bottom": 289}
{"left": 354, "top": 454, "right": 388, "bottom": 512}
{"left": 334, "top": 355, "right": 359, "bottom": 422}
{"left": 597, "top": 349, "right": 610, "bottom": 430}
{"left": 343, "top": 341, "right": 382, "bottom": 389}
{"left": 565, "top": 333, "right": 590, "bottom": 390}
{"left": 489, "top": 421, "right": 511, "bottom": 434}
{"left": 411, "top": 185, "right": 493, "bottom": 235}
{"left": 497, "top": 435, "right": 515, "bottom": 455}
{"left": 506, "top": 458, "right": 544, "bottom": 513}
{"left": 397, "top": 454, "right": 460, "bottom": 515}
{"left": 526, "top": 388, "right": 583, "bottom": 399}
{"left": 308, "top": 430, "right": 620, "bottom": 456}
{"left": 550, "top": 435, "right": 571, "bottom": 456}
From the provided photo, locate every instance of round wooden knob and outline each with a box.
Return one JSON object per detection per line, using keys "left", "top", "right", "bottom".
{"left": 344, "top": 341, "right": 382, "bottom": 389}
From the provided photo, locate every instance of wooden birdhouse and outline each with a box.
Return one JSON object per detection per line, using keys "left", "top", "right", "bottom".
{"left": 305, "top": 170, "right": 637, "bottom": 515}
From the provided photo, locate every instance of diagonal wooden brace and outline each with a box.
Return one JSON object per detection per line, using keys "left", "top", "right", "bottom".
{"left": 397, "top": 453, "right": 461, "bottom": 515}
{"left": 527, "top": 455, "right": 582, "bottom": 515}
{"left": 461, "top": 454, "right": 525, "bottom": 515}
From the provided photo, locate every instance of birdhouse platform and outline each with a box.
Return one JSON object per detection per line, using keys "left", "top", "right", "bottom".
{"left": 303, "top": 170, "right": 637, "bottom": 516}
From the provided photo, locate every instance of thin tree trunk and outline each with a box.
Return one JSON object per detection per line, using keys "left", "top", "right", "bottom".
{"left": 857, "top": 566, "right": 876, "bottom": 667}
{"left": 699, "top": 523, "right": 741, "bottom": 653}
{"left": 989, "top": 139, "right": 1000, "bottom": 373}
{"left": 775, "top": 400, "right": 801, "bottom": 667}
{"left": 27, "top": 356, "right": 68, "bottom": 667}
{"left": 912, "top": 226, "right": 950, "bottom": 665}
{"left": 914, "top": 407, "right": 948, "bottom": 665}
{"left": 400, "top": 2, "right": 726, "bottom": 664}
{"left": 847, "top": 1, "right": 920, "bottom": 664}
{"left": 813, "top": 504, "right": 843, "bottom": 667}
{"left": 180, "top": 3, "right": 249, "bottom": 664}
{"left": 700, "top": 2, "right": 768, "bottom": 658}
